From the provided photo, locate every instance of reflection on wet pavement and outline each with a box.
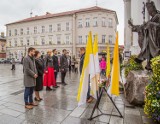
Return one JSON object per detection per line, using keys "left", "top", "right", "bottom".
{"left": 0, "top": 64, "right": 153, "bottom": 124}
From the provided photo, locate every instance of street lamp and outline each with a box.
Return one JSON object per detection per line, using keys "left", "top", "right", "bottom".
{"left": 24, "top": 45, "right": 27, "bottom": 56}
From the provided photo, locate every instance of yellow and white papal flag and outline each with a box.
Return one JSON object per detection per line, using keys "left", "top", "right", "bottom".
{"left": 77, "top": 31, "right": 96, "bottom": 106}
{"left": 108, "top": 32, "right": 120, "bottom": 96}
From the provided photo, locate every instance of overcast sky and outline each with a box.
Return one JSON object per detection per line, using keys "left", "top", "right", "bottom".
{"left": 0, "top": 0, "right": 124, "bottom": 45}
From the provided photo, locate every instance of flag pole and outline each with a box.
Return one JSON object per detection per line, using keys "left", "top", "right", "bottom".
{"left": 92, "top": 34, "right": 100, "bottom": 99}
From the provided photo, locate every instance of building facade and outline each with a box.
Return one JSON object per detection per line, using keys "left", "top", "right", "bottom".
{"left": 0, "top": 32, "right": 6, "bottom": 59}
{"left": 6, "top": 6, "right": 118, "bottom": 60}
{"left": 124, "top": 0, "right": 160, "bottom": 56}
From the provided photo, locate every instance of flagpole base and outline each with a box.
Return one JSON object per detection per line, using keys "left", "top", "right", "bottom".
{"left": 88, "top": 87, "right": 123, "bottom": 122}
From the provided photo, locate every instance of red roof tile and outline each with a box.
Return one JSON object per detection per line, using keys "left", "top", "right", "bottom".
{"left": 6, "top": 6, "right": 118, "bottom": 25}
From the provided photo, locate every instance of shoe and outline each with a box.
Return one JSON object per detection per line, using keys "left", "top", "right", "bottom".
{"left": 30, "top": 102, "right": 38, "bottom": 106}
{"left": 34, "top": 97, "right": 41, "bottom": 102}
{"left": 25, "top": 105, "right": 33, "bottom": 109}
{"left": 46, "top": 87, "right": 52, "bottom": 91}
{"left": 39, "top": 98, "right": 43, "bottom": 101}
{"left": 53, "top": 85, "right": 59, "bottom": 88}
{"left": 62, "top": 83, "right": 67, "bottom": 86}
{"left": 87, "top": 97, "right": 94, "bottom": 103}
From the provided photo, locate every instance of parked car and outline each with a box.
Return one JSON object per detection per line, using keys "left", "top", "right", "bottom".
{"left": 0, "top": 59, "right": 5, "bottom": 64}
{"left": 4, "top": 59, "right": 12, "bottom": 64}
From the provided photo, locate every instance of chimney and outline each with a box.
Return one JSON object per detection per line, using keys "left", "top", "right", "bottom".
{"left": 46, "top": 12, "right": 51, "bottom": 15}
{"left": 1, "top": 32, "right": 4, "bottom": 37}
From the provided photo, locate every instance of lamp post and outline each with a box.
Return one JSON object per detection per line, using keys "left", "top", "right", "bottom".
{"left": 24, "top": 45, "right": 27, "bottom": 56}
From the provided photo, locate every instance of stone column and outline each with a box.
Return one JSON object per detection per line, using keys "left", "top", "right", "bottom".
{"left": 124, "top": 0, "right": 132, "bottom": 51}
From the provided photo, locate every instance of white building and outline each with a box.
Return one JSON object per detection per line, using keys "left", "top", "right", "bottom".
{"left": 124, "top": 0, "right": 160, "bottom": 56}
{"left": 6, "top": 6, "right": 118, "bottom": 60}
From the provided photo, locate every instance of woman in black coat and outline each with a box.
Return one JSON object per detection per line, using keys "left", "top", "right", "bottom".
{"left": 34, "top": 51, "right": 44, "bottom": 101}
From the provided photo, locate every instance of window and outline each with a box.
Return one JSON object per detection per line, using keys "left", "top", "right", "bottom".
{"left": 57, "top": 24, "right": 61, "bottom": 31}
{"left": 78, "top": 19, "right": 83, "bottom": 28}
{"left": 15, "top": 29, "right": 17, "bottom": 36}
{"left": 34, "top": 38, "right": 37, "bottom": 45}
{"left": 78, "top": 36, "right": 82, "bottom": 44}
{"left": 27, "top": 39, "right": 30, "bottom": 46}
{"left": 20, "top": 39, "right": 23, "bottom": 46}
{"left": 34, "top": 27, "right": 37, "bottom": 34}
{"left": 86, "top": 35, "right": 88, "bottom": 43}
{"left": 57, "top": 35, "right": 61, "bottom": 44}
{"left": 109, "top": 35, "right": 113, "bottom": 44}
{"left": 102, "top": 35, "right": 106, "bottom": 43}
{"left": 41, "top": 38, "right": 45, "bottom": 45}
{"left": 93, "top": 17, "right": 98, "bottom": 27}
{"left": 15, "top": 40, "right": 17, "bottom": 46}
{"left": 9, "top": 30, "right": 11, "bottom": 36}
{"left": 9, "top": 41, "right": 11, "bottom": 47}
{"left": 49, "top": 36, "right": 53, "bottom": 45}
{"left": 42, "top": 26, "right": 45, "bottom": 33}
{"left": 86, "top": 18, "right": 90, "bottom": 27}
{"left": 102, "top": 17, "right": 106, "bottom": 27}
{"left": 66, "top": 22, "right": 69, "bottom": 31}
{"left": 66, "top": 35, "right": 70, "bottom": 44}
{"left": 27, "top": 27, "right": 29, "bottom": 35}
{"left": 108, "top": 18, "right": 113, "bottom": 28}
{"left": 20, "top": 29, "right": 23, "bottom": 35}
{"left": 49, "top": 25, "right": 52, "bottom": 33}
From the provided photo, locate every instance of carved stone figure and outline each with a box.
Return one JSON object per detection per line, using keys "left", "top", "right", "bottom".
{"left": 128, "top": 1, "right": 160, "bottom": 70}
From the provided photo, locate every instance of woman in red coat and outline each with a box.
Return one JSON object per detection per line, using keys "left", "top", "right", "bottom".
{"left": 43, "top": 51, "right": 56, "bottom": 91}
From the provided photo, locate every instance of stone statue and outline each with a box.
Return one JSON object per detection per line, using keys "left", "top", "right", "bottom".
{"left": 128, "top": 1, "right": 160, "bottom": 70}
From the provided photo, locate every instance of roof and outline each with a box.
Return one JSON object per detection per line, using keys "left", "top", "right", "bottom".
{"left": 6, "top": 6, "right": 118, "bottom": 25}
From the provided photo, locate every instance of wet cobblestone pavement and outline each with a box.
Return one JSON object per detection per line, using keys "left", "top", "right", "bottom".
{"left": 0, "top": 64, "right": 156, "bottom": 124}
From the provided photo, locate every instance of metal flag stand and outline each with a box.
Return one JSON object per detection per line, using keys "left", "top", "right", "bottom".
{"left": 88, "top": 79, "right": 123, "bottom": 122}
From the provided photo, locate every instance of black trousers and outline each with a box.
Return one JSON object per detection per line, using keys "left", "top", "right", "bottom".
{"left": 61, "top": 72, "right": 66, "bottom": 84}
{"left": 11, "top": 65, "right": 15, "bottom": 70}
{"left": 54, "top": 72, "right": 57, "bottom": 81}
{"left": 69, "top": 66, "right": 71, "bottom": 72}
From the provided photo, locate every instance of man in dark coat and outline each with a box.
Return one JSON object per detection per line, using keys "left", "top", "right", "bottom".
{"left": 23, "top": 47, "right": 38, "bottom": 109}
{"left": 60, "top": 49, "right": 69, "bottom": 85}
{"left": 79, "top": 47, "right": 85, "bottom": 75}
{"left": 52, "top": 49, "right": 59, "bottom": 88}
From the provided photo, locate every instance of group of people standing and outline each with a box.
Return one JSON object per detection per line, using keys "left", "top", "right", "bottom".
{"left": 23, "top": 46, "right": 108, "bottom": 109}
{"left": 23, "top": 47, "right": 69, "bottom": 109}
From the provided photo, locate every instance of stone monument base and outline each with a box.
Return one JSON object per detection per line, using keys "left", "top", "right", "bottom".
{"left": 125, "top": 70, "right": 150, "bottom": 105}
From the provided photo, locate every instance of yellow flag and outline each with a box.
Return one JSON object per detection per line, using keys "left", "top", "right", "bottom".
{"left": 106, "top": 42, "right": 111, "bottom": 77}
{"left": 77, "top": 31, "right": 94, "bottom": 106}
{"left": 111, "top": 32, "right": 119, "bottom": 96}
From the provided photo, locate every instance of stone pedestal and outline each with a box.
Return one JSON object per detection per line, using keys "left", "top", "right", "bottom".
{"left": 125, "top": 70, "right": 150, "bottom": 105}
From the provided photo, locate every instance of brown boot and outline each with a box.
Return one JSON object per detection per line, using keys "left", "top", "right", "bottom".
{"left": 87, "top": 97, "right": 94, "bottom": 103}
{"left": 30, "top": 102, "right": 38, "bottom": 106}
{"left": 25, "top": 105, "right": 33, "bottom": 109}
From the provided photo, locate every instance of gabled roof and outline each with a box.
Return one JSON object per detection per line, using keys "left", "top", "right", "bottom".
{"left": 6, "top": 6, "right": 118, "bottom": 25}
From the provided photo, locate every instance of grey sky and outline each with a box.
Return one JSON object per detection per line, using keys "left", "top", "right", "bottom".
{"left": 0, "top": 0, "right": 124, "bottom": 44}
